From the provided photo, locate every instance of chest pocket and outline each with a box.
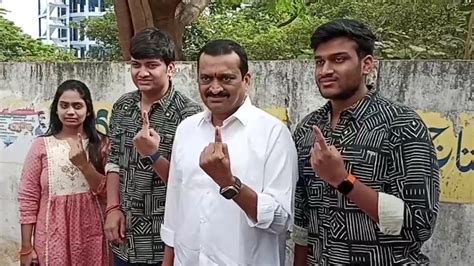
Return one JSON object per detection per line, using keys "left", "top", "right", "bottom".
{"left": 342, "top": 145, "right": 388, "bottom": 187}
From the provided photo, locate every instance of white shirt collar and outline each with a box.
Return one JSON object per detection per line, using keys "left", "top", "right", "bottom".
{"left": 198, "top": 96, "right": 252, "bottom": 127}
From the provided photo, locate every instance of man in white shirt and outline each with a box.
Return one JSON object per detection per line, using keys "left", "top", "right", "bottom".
{"left": 161, "top": 39, "right": 298, "bottom": 266}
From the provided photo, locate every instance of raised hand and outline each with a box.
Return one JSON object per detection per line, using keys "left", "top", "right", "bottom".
{"left": 67, "top": 133, "right": 88, "bottom": 169}
{"left": 199, "top": 126, "right": 234, "bottom": 188}
{"left": 133, "top": 111, "right": 161, "bottom": 156}
{"left": 310, "top": 126, "right": 348, "bottom": 187}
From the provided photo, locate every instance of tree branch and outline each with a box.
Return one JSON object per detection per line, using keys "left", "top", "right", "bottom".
{"left": 277, "top": 13, "right": 298, "bottom": 28}
{"left": 176, "top": 0, "right": 211, "bottom": 26}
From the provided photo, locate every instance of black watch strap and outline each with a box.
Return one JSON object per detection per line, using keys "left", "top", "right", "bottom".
{"left": 149, "top": 149, "right": 161, "bottom": 163}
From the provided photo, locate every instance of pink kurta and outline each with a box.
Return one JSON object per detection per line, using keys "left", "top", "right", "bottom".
{"left": 18, "top": 136, "right": 108, "bottom": 266}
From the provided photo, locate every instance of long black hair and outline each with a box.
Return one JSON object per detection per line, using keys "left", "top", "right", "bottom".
{"left": 44, "top": 79, "right": 106, "bottom": 174}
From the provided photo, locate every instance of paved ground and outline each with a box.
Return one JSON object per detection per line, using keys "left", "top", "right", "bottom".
{"left": 0, "top": 239, "right": 19, "bottom": 265}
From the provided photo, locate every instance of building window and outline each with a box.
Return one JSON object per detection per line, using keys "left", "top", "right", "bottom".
{"left": 60, "top": 29, "right": 68, "bottom": 39}
{"left": 89, "top": 0, "right": 99, "bottom": 12}
{"left": 99, "top": 0, "right": 105, "bottom": 12}
{"left": 80, "top": 0, "right": 85, "bottom": 12}
{"left": 71, "top": 28, "right": 78, "bottom": 41}
{"left": 70, "top": 0, "right": 78, "bottom": 13}
{"left": 80, "top": 47, "right": 86, "bottom": 57}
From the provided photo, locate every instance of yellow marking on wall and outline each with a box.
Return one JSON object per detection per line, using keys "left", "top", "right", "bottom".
{"left": 418, "top": 112, "right": 474, "bottom": 203}
{"left": 263, "top": 107, "right": 288, "bottom": 125}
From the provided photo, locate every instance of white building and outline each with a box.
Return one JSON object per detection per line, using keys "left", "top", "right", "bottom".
{"left": 38, "top": 0, "right": 106, "bottom": 58}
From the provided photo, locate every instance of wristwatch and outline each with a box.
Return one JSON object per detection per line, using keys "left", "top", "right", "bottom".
{"left": 336, "top": 174, "right": 357, "bottom": 195}
{"left": 141, "top": 149, "right": 161, "bottom": 165}
{"left": 220, "top": 176, "right": 242, "bottom": 200}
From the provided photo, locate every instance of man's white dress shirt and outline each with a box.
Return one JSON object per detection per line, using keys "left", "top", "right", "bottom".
{"left": 161, "top": 98, "right": 298, "bottom": 266}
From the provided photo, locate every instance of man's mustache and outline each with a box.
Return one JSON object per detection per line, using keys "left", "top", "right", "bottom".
{"left": 206, "top": 91, "right": 230, "bottom": 97}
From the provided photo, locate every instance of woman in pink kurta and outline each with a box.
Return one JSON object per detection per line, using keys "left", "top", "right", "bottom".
{"left": 18, "top": 80, "right": 109, "bottom": 266}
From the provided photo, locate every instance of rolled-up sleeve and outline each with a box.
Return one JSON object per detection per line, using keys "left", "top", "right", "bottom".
{"left": 244, "top": 125, "right": 298, "bottom": 234}
{"left": 385, "top": 117, "right": 440, "bottom": 241}
{"left": 161, "top": 127, "right": 183, "bottom": 247}
{"left": 18, "top": 138, "right": 44, "bottom": 224}
{"left": 106, "top": 102, "right": 120, "bottom": 174}
{"left": 378, "top": 192, "right": 405, "bottom": 235}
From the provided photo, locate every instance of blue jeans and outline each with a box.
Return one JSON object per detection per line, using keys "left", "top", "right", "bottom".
{"left": 113, "top": 255, "right": 162, "bottom": 266}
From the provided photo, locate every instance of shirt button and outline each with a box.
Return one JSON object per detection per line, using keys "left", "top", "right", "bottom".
{"left": 165, "top": 112, "right": 170, "bottom": 117}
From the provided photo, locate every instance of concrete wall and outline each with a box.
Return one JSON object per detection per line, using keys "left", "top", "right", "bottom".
{"left": 0, "top": 60, "right": 472, "bottom": 265}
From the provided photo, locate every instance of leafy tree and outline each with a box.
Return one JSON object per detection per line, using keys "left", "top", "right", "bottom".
{"left": 83, "top": 0, "right": 471, "bottom": 61}
{"left": 0, "top": 16, "right": 75, "bottom": 62}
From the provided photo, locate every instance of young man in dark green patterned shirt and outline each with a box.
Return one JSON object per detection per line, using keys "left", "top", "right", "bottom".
{"left": 104, "top": 28, "right": 202, "bottom": 265}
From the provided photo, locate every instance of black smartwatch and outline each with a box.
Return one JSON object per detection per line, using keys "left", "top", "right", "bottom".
{"left": 141, "top": 150, "right": 161, "bottom": 165}
{"left": 336, "top": 174, "right": 356, "bottom": 195}
{"left": 220, "top": 176, "right": 242, "bottom": 200}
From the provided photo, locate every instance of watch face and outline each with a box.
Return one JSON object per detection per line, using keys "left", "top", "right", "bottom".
{"left": 338, "top": 180, "right": 354, "bottom": 195}
{"left": 222, "top": 188, "right": 238, "bottom": 200}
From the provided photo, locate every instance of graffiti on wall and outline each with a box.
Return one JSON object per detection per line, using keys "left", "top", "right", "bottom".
{"left": 418, "top": 112, "right": 473, "bottom": 203}
{"left": 0, "top": 101, "right": 472, "bottom": 203}
{"left": 0, "top": 102, "right": 112, "bottom": 148}
{"left": 0, "top": 101, "right": 112, "bottom": 164}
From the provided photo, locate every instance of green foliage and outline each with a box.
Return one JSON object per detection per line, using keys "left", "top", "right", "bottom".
{"left": 81, "top": 12, "right": 121, "bottom": 60}
{"left": 186, "top": 0, "right": 469, "bottom": 60}
{"left": 0, "top": 17, "right": 75, "bottom": 62}
{"left": 82, "top": 0, "right": 470, "bottom": 60}
{"left": 307, "top": 0, "right": 469, "bottom": 59}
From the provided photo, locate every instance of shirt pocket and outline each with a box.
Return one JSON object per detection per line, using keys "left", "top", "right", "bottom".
{"left": 342, "top": 146, "right": 387, "bottom": 189}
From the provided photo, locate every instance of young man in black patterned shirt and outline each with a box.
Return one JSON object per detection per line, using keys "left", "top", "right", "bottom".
{"left": 103, "top": 28, "right": 202, "bottom": 265}
{"left": 292, "top": 19, "right": 440, "bottom": 265}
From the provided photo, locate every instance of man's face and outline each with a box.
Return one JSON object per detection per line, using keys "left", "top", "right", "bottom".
{"left": 130, "top": 58, "right": 174, "bottom": 93}
{"left": 314, "top": 37, "right": 373, "bottom": 100}
{"left": 198, "top": 52, "right": 250, "bottom": 117}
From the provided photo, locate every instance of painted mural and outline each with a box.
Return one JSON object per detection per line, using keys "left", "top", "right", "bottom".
{"left": 0, "top": 101, "right": 472, "bottom": 203}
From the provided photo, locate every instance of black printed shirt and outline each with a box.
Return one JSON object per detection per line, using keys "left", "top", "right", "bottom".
{"left": 106, "top": 86, "right": 203, "bottom": 264}
{"left": 292, "top": 90, "right": 440, "bottom": 265}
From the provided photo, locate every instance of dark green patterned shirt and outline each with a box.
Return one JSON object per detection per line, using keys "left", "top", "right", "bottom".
{"left": 106, "top": 86, "right": 203, "bottom": 264}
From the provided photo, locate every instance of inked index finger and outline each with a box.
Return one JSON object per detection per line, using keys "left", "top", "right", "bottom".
{"left": 142, "top": 111, "right": 150, "bottom": 131}
{"left": 313, "top": 125, "right": 328, "bottom": 151}
{"left": 215, "top": 126, "right": 223, "bottom": 143}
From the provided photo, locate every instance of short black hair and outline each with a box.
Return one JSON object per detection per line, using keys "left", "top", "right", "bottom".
{"left": 130, "top": 28, "right": 175, "bottom": 65}
{"left": 197, "top": 39, "right": 249, "bottom": 77}
{"left": 310, "top": 19, "right": 377, "bottom": 58}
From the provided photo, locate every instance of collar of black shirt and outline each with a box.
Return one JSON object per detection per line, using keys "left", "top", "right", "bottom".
{"left": 324, "top": 86, "right": 377, "bottom": 122}
{"left": 132, "top": 81, "right": 177, "bottom": 112}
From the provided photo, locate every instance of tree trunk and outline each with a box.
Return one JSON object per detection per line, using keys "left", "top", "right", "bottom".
{"left": 114, "top": 0, "right": 210, "bottom": 61}
{"left": 148, "top": 0, "right": 185, "bottom": 60}
{"left": 464, "top": 6, "right": 474, "bottom": 60}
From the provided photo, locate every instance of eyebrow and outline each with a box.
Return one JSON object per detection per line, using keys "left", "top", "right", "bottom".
{"left": 59, "top": 100, "right": 84, "bottom": 104}
{"left": 314, "top": 52, "right": 351, "bottom": 59}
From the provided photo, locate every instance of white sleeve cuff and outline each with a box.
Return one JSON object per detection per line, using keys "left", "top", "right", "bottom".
{"left": 378, "top": 192, "right": 404, "bottom": 235}
{"left": 292, "top": 225, "right": 308, "bottom": 246}
{"left": 105, "top": 163, "right": 120, "bottom": 174}
{"left": 245, "top": 193, "right": 277, "bottom": 229}
{"left": 161, "top": 224, "right": 175, "bottom": 247}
